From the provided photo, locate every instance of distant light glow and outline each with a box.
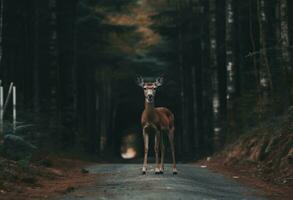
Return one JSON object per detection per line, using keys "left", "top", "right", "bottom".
{"left": 121, "top": 148, "right": 137, "bottom": 159}
{"left": 121, "top": 132, "right": 138, "bottom": 160}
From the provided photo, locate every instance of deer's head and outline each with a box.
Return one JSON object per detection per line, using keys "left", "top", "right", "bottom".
{"left": 137, "top": 77, "right": 163, "bottom": 103}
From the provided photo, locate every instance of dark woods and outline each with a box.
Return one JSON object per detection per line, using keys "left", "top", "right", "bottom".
{"left": 0, "top": 0, "right": 292, "bottom": 160}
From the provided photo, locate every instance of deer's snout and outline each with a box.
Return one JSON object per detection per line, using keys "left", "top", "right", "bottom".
{"left": 147, "top": 94, "right": 153, "bottom": 100}
{"left": 146, "top": 93, "right": 154, "bottom": 102}
{"left": 145, "top": 89, "right": 155, "bottom": 102}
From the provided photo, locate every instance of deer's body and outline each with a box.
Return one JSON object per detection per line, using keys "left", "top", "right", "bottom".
{"left": 142, "top": 106, "right": 174, "bottom": 131}
{"left": 138, "top": 77, "right": 177, "bottom": 175}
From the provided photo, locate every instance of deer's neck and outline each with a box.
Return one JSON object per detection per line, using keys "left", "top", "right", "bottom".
{"left": 144, "top": 101, "right": 156, "bottom": 118}
{"left": 145, "top": 101, "right": 154, "bottom": 110}
{"left": 142, "top": 100, "right": 159, "bottom": 127}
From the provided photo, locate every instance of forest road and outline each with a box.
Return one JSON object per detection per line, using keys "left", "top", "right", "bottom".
{"left": 52, "top": 164, "right": 266, "bottom": 200}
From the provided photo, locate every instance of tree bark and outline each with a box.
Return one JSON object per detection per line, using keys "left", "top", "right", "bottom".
{"left": 191, "top": 66, "right": 199, "bottom": 153}
{"left": 226, "top": 0, "right": 235, "bottom": 100}
{"left": 0, "top": 0, "right": 3, "bottom": 72}
{"left": 33, "top": 0, "right": 40, "bottom": 114}
{"left": 209, "top": 0, "right": 221, "bottom": 150}
{"left": 48, "top": 0, "right": 61, "bottom": 137}
{"left": 257, "top": 0, "right": 273, "bottom": 114}
{"left": 225, "top": 0, "right": 237, "bottom": 141}
{"left": 279, "top": 0, "right": 292, "bottom": 105}
{"left": 216, "top": 0, "right": 227, "bottom": 146}
{"left": 201, "top": 0, "right": 214, "bottom": 154}
{"left": 176, "top": 1, "right": 188, "bottom": 156}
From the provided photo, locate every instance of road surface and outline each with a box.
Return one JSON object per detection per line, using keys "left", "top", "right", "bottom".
{"left": 52, "top": 164, "right": 266, "bottom": 200}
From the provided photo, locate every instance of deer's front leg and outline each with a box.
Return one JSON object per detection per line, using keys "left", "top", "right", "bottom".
{"left": 154, "top": 131, "right": 160, "bottom": 174}
{"left": 142, "top": 130, "right": 149, "bottom": 174}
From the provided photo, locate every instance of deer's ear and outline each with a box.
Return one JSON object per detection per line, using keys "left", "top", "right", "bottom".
{"left": 155, "top": 77, "right": 164, "bottom": 87}
{"left": 136, "top": 76, "right": 144, "bottom": 87}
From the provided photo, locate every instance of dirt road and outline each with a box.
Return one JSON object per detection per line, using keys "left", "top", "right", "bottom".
{"left": 52, "top": 164, "right": 266, "bottom": 200}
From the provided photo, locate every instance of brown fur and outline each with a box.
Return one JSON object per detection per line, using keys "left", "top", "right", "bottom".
{"left": 141, "top": 106, "right": 174, "bottom": 131}
{"left": 138, "top": 77, "right": 177, "bottom": 174}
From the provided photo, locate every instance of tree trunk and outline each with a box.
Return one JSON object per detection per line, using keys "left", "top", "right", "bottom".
{"left": 191, "top": 65, "right": 200, "bottom": 154}
{"left": 0, "top": 0, "right": 3, "bottom": 71}
{"left": 72, "top": 1, "right": 78, "bottom": 129}
{"left": 33, "top": 0, "right": 40, "bottom": 114}
{"left": 48, "top": 0, "right": 61, "bottom": 141}
{"left": 201, "top": 0, "right": 214, "bottom": 154}
{"left": 257, "top": 0, "right": 273, "bottom": 116}
{"left": 279, "top": 0, "right": 292, "bottom": 105}
{"left": 95, "top": 92, "right": 101, "bottom": 154}
{"left": 176, "top": 1, "right": 187, "bottom": 157}
{"left": 225, "top": 0, "right": 237, "bottom": 141}
{"left": 226, "top": 0, "right": 235, "bottom": 99}
{"left": 99, "top": 69, "right": 112, "bottom": 154}
{"left": 209, "top": 0, "right": 221, "bottom": 150}
{"left": 216, "top": 0, "right": 227, "bottom": 146}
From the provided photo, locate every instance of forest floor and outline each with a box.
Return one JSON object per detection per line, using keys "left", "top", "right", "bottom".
{"left": 0, "top": 156, "right": 271, "bottom": 200}
{"left": 0, "top": 154, "right": 291, "bottom": 200}
{"left": 197, "top": 156, "right": 292, "bottom": 200}
{"left": 0, "top": 155, "right": 98, "bottom": 200}
{"left": 197, "top": 118, "right": 293, "bottom": 200}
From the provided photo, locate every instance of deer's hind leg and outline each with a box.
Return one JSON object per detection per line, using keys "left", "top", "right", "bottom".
{"left": 142, "top": 128, "right": 149, "bottom": 174}
{"left": 159, "top": 132, "right": 165, "bottom": 174}
{"left": 168, "top": 128, "right": 177, "bottom": 174}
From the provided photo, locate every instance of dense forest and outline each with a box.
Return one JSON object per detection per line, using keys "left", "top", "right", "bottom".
{"left": 0, "top": 0, "right": 292, "bottom": 161}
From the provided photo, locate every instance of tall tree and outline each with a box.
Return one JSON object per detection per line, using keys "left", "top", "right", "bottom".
{"left": 225, "top": 0, "right": 236, "bottom": 140}
{"left": 176, "top": 1, "right": 190, "bottom": 155}
{"left": 279, "top": 0, "right": 292, "bottom": 105}
{"left": 257, "top": 0, "right": 272, "bottom": 116}
{"left": 48, "top": 0, "right": 61, "bottom": 144}
{"left": 216, "top": 0, "right": 227, "bottom": 146}
{"left": 201, "top": 0, "right": 214, "bottom": 154}
{"left": 0, "top": 0, "right": 3, "bottom": 71}
{"left": 33, "top": 0, "right": 40, "bottom": 114}
{"left": 209, "top": 0, "right": 221, "bottom": 150}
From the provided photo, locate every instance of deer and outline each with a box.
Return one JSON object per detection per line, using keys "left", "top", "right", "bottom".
{"left": 137, "top": 77, "right": 177, "bottom": 175}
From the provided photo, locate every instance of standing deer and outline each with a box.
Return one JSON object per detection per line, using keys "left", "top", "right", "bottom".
{"left": 137, "top": 77, "right": 177, "bottom": 175}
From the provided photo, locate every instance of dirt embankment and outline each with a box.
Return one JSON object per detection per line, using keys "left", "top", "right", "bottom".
{"left": 0, "top": 156, "right": 97, "bottom": 200}
{"left": 198, "top": 115, "right": 293, "bottom": 200}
